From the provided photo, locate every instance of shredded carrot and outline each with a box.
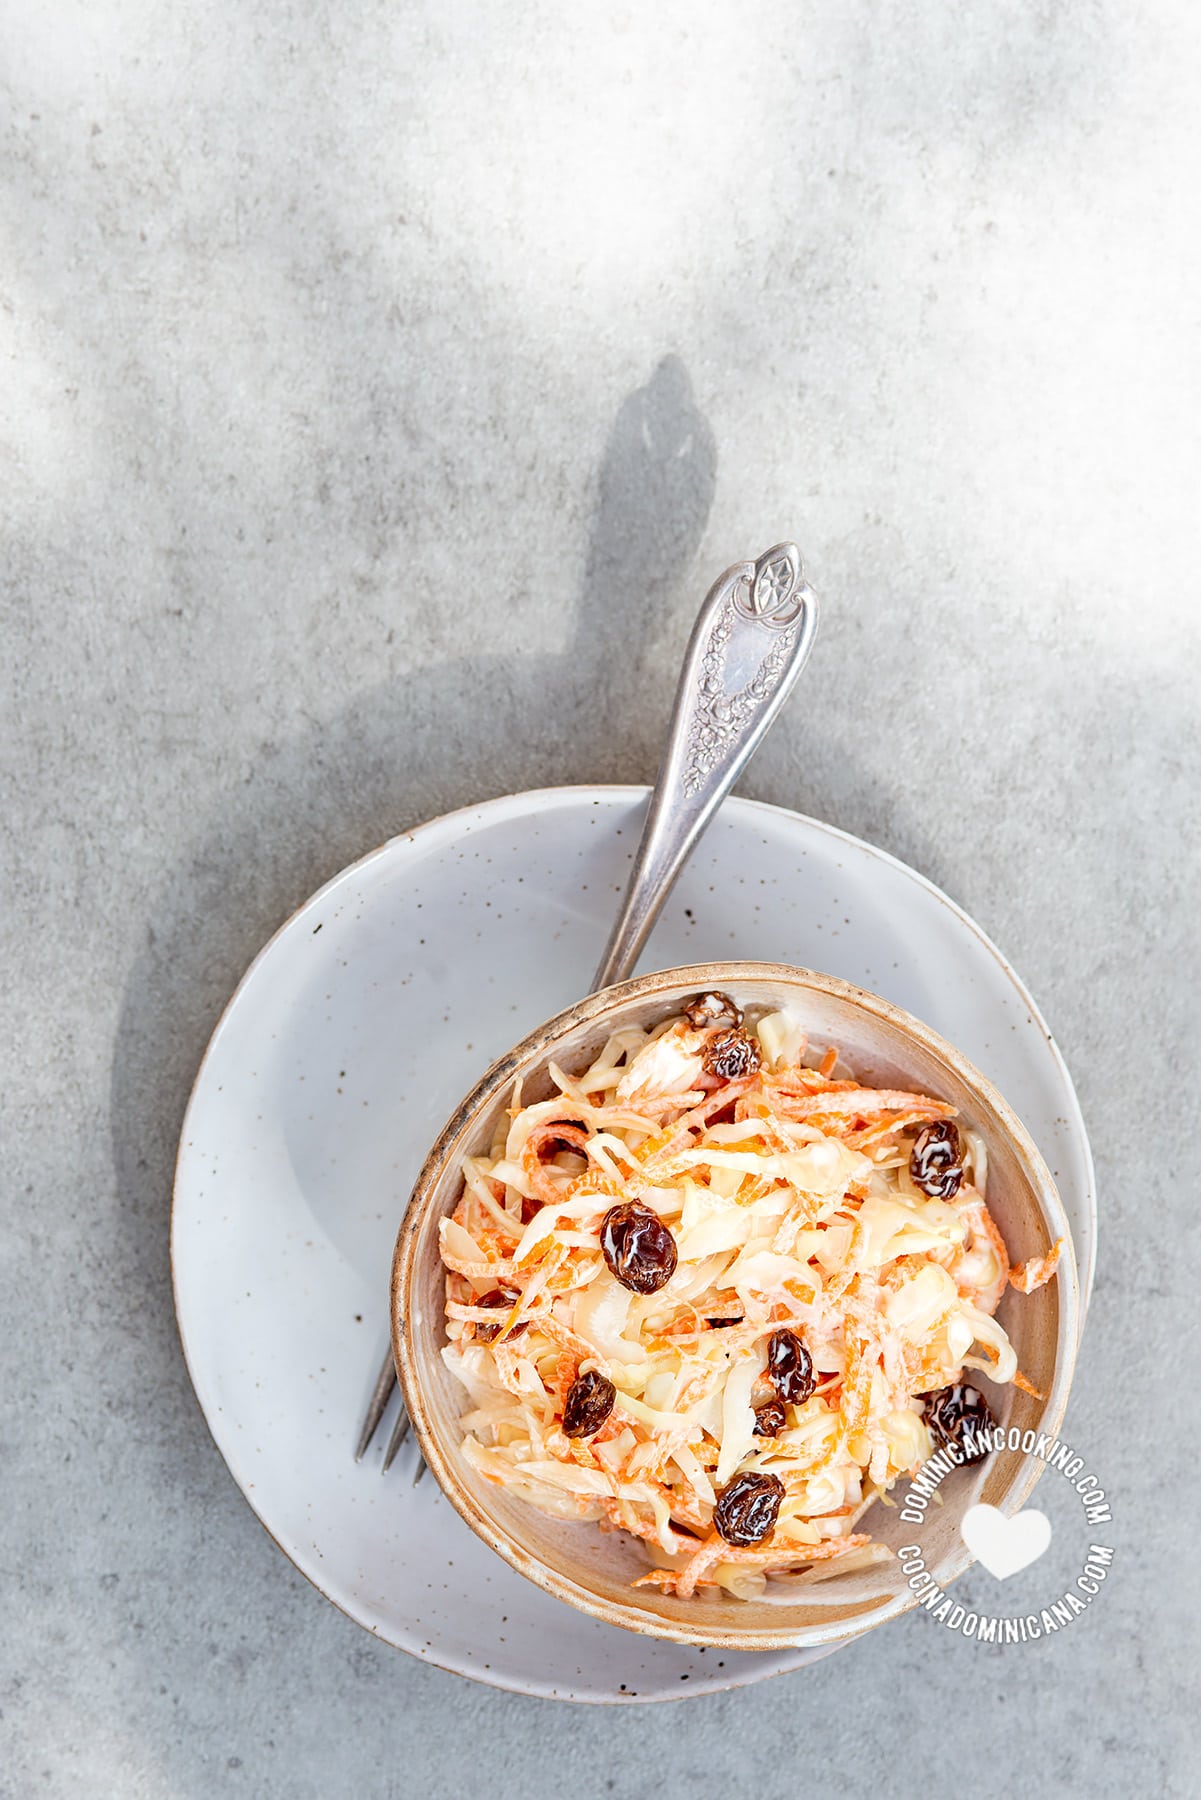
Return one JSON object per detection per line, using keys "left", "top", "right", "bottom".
{"left": 1010, "top": 1239, "right": 1064, "bottom": 1295}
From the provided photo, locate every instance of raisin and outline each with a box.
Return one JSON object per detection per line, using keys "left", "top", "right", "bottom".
{"left": 702, "top": 1028, "right": 762, "bottom": 1081}
{"left": 562, "top": 1369, "right": 617, "bottom": 1438}
{"left": 909, "top": 1120, "right": 963, "bottom": 1199}
{"left": 706, "top": 1313, "right": 745, "bottom": 1330}
{"left": 600, "top": 1202, "right": 678, "bottom": 1294}
{"left": 474, "top": 1285, "right": 526, "bottom": 1344}
{"left": 684, "top": 991, "right": 743, "bottom": 1030}
{"left": 713, "top": 1471, "right": 785, "bottom": 1545}
{"left": 753, "top": 1399, "right": 787, "bottom": 1438}
{"left": 766, "top": 1328, "right": 815, "bottom": 1405}
{"left": 923, "top": 1384, "right": 995, "bottom": 1462}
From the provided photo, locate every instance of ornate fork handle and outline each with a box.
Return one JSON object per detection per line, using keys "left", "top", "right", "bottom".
{"left": 592, "top": 543, "right": 819, "bottom": 991}
{"left": 357, "top": 542, "right": 818, "bottom": 1475}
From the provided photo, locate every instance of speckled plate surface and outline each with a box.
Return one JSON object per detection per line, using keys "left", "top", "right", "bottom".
{"left": 172, "top": 786, "right": 1096, "bottom": 1702}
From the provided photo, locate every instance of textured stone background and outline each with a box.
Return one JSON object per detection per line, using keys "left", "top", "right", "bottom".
{"left": 2, "top": 3, "right": 1198, "bottom": 1794}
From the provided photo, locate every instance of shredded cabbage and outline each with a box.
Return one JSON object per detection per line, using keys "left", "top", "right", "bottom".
{"left": 438, "top": 1002, "right": 1055, "bottom": 1599}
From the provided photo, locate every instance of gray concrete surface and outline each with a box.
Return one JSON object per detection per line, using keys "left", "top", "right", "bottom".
{"left": 3, "top": 2, "right": 1198, "bottom": 1795}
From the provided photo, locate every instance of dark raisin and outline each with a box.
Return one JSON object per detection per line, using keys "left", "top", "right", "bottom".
{"left": 753, "top": 1400, "right": 787, "bottom": 1438}
{"left": 923, "top": 1384, "right": 995, "bottom": 1462}
{"left": 767, "top": 1328, "right": 815, "bottom": 1405}
{"left": 702, "top": 1028, "right": 762, "bottom": 1081}
{"left": 684, "top": 991, "right": 743, "bottom": 1030}
{"left": 562, "top": 1369, "right": 617, "bottom": 1438}
{"left": 474, "top": 1285, "right": 526, "bottom": 1344}
{"left": 909, "top": 1120, "right": 963, "bottom": 1199}
{"left": 713, "top": 1471, "right": 785, "bottom": 1545}
{"left": 706, "top": 1313, "right": 745, "bottom": 1330}
{"left": 600, "top": 1202, "right": 678, "bottom": 1294}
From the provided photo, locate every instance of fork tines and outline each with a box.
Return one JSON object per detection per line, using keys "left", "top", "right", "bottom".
{"left": 355, "top": 1342, "right": 425, "bottom": 1484}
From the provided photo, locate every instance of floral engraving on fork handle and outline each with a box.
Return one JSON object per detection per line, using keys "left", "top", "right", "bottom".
{"left": 681, "top": 545, "right": 809, "bottom": 796}
{"left": 682, "top": 616, "right": 795, "bottom": 794}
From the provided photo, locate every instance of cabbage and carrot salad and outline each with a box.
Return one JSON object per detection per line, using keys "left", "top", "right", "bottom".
{"left": 438, "top": 994, "right": 1062, "bottom": 1601}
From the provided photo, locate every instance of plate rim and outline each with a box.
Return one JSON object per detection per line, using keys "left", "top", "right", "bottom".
{"left": 171, "top": 782, "right": 1097, "bottom": 1701}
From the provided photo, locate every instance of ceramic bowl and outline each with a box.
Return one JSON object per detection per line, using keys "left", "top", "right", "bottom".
{"left": 391, "top": 962, "right": 1079, "bottom": 1650}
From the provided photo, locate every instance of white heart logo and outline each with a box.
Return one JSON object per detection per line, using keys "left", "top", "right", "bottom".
{"left": 961, "top": 1503, "right": 1052, "bottom": 1580}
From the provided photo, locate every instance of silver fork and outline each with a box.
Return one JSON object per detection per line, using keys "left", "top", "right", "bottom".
{"left": 355, "top": 1344, "right": 424, "bottom": 1478}
{"left": 354, "top": 543, "right": 820, "bottom": 1477}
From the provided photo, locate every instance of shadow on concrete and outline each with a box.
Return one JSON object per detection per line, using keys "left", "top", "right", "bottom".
{"left": 104, "top": 350, "right": 717, "bottom": 1659}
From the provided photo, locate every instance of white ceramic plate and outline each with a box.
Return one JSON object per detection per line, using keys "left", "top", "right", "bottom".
{"left": 173, "top": 787, "right": 1096, "bottom": 1703}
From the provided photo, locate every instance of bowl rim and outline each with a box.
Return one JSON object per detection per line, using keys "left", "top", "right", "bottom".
{"left": 392, "top": 960, "right": 1080, "bottom": 1650}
